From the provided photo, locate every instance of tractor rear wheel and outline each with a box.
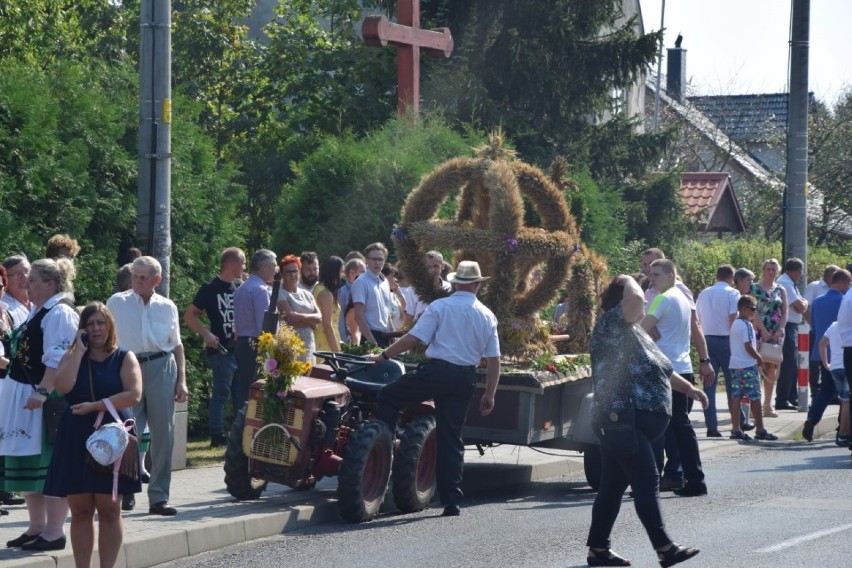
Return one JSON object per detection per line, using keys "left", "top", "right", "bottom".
{"left": 392, "top": 414, "right": 437, "bottom": 512}
{"left": 224, "top": 405, "right": 268, "bottom": 500}
{"left": 337, "top": 420, "right": 392, "bottom": 522}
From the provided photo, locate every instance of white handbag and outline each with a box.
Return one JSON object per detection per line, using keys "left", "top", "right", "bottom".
{"left": 759, "top": 342, "right": 783, "bottom": 365}
{"left": 85, "top": 398, "right": 130, "bottom": 467}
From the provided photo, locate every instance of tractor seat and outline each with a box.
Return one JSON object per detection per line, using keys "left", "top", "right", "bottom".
{"left": 344, "top": 359, "right": 404, "bottom": 393}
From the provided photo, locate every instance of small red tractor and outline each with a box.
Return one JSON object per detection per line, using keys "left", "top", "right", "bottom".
{"left": 224, "top": 352, "right": 437, "bottom": 522}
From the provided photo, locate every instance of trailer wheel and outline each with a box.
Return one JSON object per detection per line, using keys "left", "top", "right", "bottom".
{"left": 224, "top": 405, "right": 268, "bottom": 500}
{"left": 392, "top": 414, "right": 437, "bottom": 512}
{"left": 583, "top": 444, "right": 601, "bottom": 491}
{"left": 338, "top": 420, "right": 393, "bottom": 522}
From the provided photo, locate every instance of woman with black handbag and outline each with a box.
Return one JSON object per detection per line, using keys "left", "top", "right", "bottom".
{"left": 585, "top": 275, "right": 707, "bottom": 567}
{"left": 0, "top": 258, "right": 78, "bottom": 551}
{"left": 44, "top": 302, "right": 142, "bottom": 568}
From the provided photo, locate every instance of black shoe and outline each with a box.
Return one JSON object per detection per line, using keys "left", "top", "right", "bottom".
{"left": 673, "top": 482, "right": 708, "bottom": 497}
{"left": 20, "top": 535, "right": 66, "bottom": 551}
{"left": 211, "top": 433, "right": 228, "bottom": 448}
{"left": 6, "top": 532, "right": 40, "bottom": 548}
{"left": 742, "top": 421, "right": 756, "bottom": 432}
{"left": 149, "top": 501, "right": 177, "bottom": 516}
{"left": 776, "top": 401, "right": 797, "bottom": 410}
{"left": 0, "top": 509, "right": 7, "bottom": 516}
{"left": 706, "top": 429, "right": 722, "bottom": 438}
{"left": 0, "top": 491, "right": 24, "bottom": 505}
{"left": 141, "top": 471, "right": 150, "bottom": 484}
{"left": 122, "top": 494, "right": 136, "bottom": 511}
{"left": 588, "top": 547, "right": 632, "bottom": 566}
{"left": 657, "top": 543, "right": 699, "bottom": 567}
{"left": 442, "top": 504, "right": 460, "bottom": 517}
{"left": 802, "top": 420, "right": 814, "bottom": 442}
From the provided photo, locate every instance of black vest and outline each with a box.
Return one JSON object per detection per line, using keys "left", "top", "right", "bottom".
{"left": 8, "top": 298, "right": 75, "bottom": 385}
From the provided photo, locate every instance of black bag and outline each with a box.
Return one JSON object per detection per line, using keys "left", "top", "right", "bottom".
{"left": 43, "top": 397, "right": 69, "bottom": 445}
{"left": 594, "top": 406, "right": 638, "bottom": 457}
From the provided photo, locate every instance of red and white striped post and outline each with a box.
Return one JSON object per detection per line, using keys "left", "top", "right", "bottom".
{"left": 797, "top": 323, "right": 810, "bottom": 412}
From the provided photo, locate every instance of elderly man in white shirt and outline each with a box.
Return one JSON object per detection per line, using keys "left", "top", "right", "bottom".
{"left": 775, "top": 258, "right": 808, "bottom": 409}
{"left": 695, "top": 265, "right": 749, "bottom": 437}
{"left": 370, "top": 261, "right": 500, "bottom": 517}
{"left": 107, "top": 256, "right": 188, "bottom": 516}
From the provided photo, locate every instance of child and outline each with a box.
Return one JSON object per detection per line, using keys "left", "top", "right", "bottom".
{"left": 729, "top": 295, "right": 778, "bottom": 441}
{"left": 819, "top": 322, "right": 850, "bottom": 445}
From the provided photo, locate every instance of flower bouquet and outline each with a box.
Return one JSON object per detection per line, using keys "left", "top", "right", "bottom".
{"left": 256, "top": 326, "right": 312, "bottom": 424}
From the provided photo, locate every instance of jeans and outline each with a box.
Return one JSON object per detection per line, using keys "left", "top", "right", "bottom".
{"left": 806, "top": 366, "right": 837, "bottom": 425}
{"left": 587, "top": 410, "right": 673, "bottom": 550}
{"left": 655, "top": 374, "right": 704, "bottom": 485}
{"left": 377, "top": 360, "right": 477, "bottom": 506}
{"left": 704, "top": 335, "right": 747, "bottom": 430}
{"left": 831, "top": 368, "right": 850, "bottom": 400}
{"left": 777, "top": 322, "right": 800, "bottom": 405}
{"left": 234, "top": 337, "right": 259, "bottom": 414}
{"left": 208, "top": 351, "right": 238, "bottom": 436}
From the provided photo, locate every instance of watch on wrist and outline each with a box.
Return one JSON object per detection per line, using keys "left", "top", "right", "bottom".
{"left": 381, "top": 351, "right": 390, "bottom": 360}
{"left": 34, "top": 386, "right": 50, "bottom": 397}
{"left": 699, "top": 358, "right": 711, "bottom": 364}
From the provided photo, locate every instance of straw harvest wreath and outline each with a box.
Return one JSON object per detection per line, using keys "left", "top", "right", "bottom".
{"left": 392, "top": 133, "right": 581, "bottom": 359}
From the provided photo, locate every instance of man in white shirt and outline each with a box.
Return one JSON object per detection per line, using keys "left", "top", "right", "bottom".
{"left": 837, "top": 284, "right": 852, "bottom": 449}
{"left": 371, "top": 261, "right": 500, "bottom": 517}
{"left": 695, "top": 265, "right": 746, "bottom": 436}
{"left": 403, "top": 250, "right": 452, "bottom": 325}
{"left": 775, "top": 258, "right": 808, "bottom": 409}
{"left": 107, "top": 257, "right": 188, "bottom": 516}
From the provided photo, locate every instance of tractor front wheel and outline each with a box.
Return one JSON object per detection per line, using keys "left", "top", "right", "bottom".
{"left": 337, "top": 420, "right": 393, "bottom": 522}
{"left": 392, "top": 414, "right": 437, "bottom": 512}
{"left": 224, "top": 405, "right": 268, "bottom": 500}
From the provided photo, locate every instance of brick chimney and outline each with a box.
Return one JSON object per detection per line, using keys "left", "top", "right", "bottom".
{"left": 666, "top": 47, "right": 687, "bottom": 102}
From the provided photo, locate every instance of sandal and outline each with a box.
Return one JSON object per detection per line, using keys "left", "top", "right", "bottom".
{"left": 657, "top": 543, "right": 699, "bottom": 567}
{"left": 763, "top": 404, "right": 778, "bottom": 418}
{"left": 755, "top": 429, "right": 778, "bottom": 441}
{"left": 588, "top": 548, "right": 631, "bottom": 566}
{"left": 729, "top": 430, "right": 751, "bottom": 441}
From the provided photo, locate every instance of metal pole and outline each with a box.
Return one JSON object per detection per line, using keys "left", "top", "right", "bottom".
{"left": 137, "top": 0, "right": 173, "bottom": 296}
{"left": 784, "top": 0, "right": 809, "bottom": 284}
{"left": 653, "top": 0, "right": 666, "bottom": 131}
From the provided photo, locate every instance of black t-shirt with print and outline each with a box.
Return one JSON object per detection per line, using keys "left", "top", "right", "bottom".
{"left": 191, "top": 277, "right": 240, "bottom": 355}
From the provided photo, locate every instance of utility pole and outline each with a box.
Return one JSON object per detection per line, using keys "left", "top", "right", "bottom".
{"left": 784, "top": 0, "right": 809, "bottom": 285}
{"left": 137, "top": 0, "right": 172, "bottom": 295}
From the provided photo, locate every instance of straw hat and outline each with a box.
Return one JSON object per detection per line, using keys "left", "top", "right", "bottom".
{"left": 447, "top": 261, "right": 491, "bottom": 284}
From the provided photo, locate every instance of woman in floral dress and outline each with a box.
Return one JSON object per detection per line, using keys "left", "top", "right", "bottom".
{"left": 750, "top": 259, "right": 788, "bottom": 418}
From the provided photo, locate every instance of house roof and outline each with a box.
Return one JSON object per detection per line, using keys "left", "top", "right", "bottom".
{"left": 680, "top": 172, "right": 746, "bottom": 233}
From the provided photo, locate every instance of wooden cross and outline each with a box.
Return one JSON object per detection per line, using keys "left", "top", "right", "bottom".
{"left": 362, "top": 0, "right": 453, "bottom": 117}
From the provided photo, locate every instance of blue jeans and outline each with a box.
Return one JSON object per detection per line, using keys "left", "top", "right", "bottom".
{"left": 208, "top": 351, "right": 238, "bottom": 436}
{"left": 806, "top": 365, "right": 838, "bottom": 425}
{"left": 704, "top": 335, "right": 746, "bottom": 431}
{"left": 831, "top": 368, "right": 850, "bottom": 400}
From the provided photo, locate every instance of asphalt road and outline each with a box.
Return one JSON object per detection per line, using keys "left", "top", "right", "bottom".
{"left": 157, "top": 438, "right": 852, "bottom": 568}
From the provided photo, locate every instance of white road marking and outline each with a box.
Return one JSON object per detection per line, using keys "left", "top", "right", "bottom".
{"left": 756, "top": 523, "right": 852, "bottom": 553}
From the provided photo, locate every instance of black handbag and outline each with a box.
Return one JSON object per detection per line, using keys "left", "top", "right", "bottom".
{"left": 43, "top": 397, "right": 69, "bottom": 445}
{"left": 593, "top": 405, "right": 638, "bottom": 457}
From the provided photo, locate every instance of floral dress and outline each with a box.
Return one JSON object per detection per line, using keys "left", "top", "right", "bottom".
{"left": 750, "top": 282, "right": 784, "bottom": 343}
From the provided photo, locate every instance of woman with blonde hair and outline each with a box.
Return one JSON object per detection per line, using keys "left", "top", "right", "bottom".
{"left": 750, "top": 259, "right": 787, "bottom": 418}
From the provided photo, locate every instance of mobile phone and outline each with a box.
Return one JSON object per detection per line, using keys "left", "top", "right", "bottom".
{"left": 81, "top": 332, "right": 89, "bottom": 348}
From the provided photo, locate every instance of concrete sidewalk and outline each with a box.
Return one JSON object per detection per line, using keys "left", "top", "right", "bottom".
{"left": 1, "top": 393, "right": 839, "bottom": 568}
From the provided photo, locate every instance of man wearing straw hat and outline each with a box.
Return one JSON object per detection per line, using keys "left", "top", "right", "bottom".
{"left": 370, "top": 260, "right": 501, "bottom": 517}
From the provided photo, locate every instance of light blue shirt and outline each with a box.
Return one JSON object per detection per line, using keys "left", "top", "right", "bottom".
{"left": 411, "top": 291, "right": 500, "bottom": 366}
{"left": 351, "top": 270, "right": 393, "bottom": 333}
{"left": 337, "top": 281, "right": 352, "bottom": 343}
{"left": 233, "top": 274, "right": 271, "bottom": 338}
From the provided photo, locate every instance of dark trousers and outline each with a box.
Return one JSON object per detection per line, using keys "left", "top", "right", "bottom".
{"left": 704, "top": 335, "right": 747, "bottom": 430}
{"left": 654, "top": 374, "right": 704, "bottom": 485}
{"left": 365, "top": 330, "right": 391, "bottom": 349}
{"left": 809, "top": 329, "right": 822, "bottom": 397}
{"left": 234, "top": 337, "right": 259, "bottom": 413}
{"left": 587, "top": 410, "right": 673, "bottom": 550}
{"left": 777, "top": 322, "right": 800, "bottom": 405}
{"left": 806, "top": 365, "right": 837, "bottom": 425}
{"left": 377, "top": 360, "right": 477, "bottom": 506}
{"left": 845, "top": 347, "right": 852, "bottom": 405}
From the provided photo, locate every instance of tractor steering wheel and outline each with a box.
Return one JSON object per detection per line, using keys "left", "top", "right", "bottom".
{"left": 313, "top": 351, "right": 376, "bottom": 379}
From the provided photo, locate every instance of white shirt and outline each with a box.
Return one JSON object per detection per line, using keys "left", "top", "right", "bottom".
{"left": 804, "top": 279, "right": 829, "bottom": 305}
{"left": 405, "top": 279, "right": 453, "bottom": 319}
{"left": 645, "top": 281, "right": 695, "bottom": 309}
{"left": 350, "top": 270, "right": 393, "bottom": 333}
{"left": 107, "top": 290, "right": 182, "bottom": 354}
{"left": 823, "top": 323, "right": 844, "bottom": 370}
{"left": 838, "top": 289, "right": 852, "bottom": 347}
{"left": 777, "top": 273, "right": 805, "bottom": 324}
{"left": 647, "top": 287, "right": 693, "bottom": 374}
{"left": 3, "top": 294, "right": 31, "bottom": 327}
{"left": 729, "top": 318, "right": 758, "bottom": 369}
{"left": 696, "top": 281, "right": 739, "bottom": 336}
{"left": 411, "top": 291, "right": 500, "bottom": 367}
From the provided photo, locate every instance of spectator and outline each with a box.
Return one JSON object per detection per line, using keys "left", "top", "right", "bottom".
{"left": 46, "top": 234, "right": 80, "bottom": 261}
{"left": 315, "top": 256, "right": 344, "bottom": 353}
{"left": 775, "top": 258, "right": 808, "bottom": 410}
{"left": 352, "top": 243, "right": 394, "bottom": 347}
{"left": 183, "top": 247, "right": 246, "bottom": 448}
{"left": 750, "top": 259, "right": 787, "bottom": 418}
{"left": 404, "top": 250, "right": 452, "bottom": 325}
{"left": 115, "top": 263, "right": 133, "bottom": 293}
{"left": 277, "top": 255, "right": 322, "bottom": 364}
{"left": 1, "top": 255, "right": 31, "bottom": 326}
{"left": 44, "top": 302, "right": 143, "bottom": 567}
{"left": 1, "top": 258, "right": 79, "bottom": 551}
{"left": 585, "top": 275, "right": 703, "bottom": 568}
{"left": 818, "top": 321, "right": 850, "bottom": 445}
{"left": 381, "top": 263, "right": 407, "bottom": 331}
{"left": 337, "top": 258, "right": 366, "bottom": 345}
{"left": 804, "top": 265, "right": 840, "bottom": 398}
{"left": 840, "top": 277, "right": 852, "bottom": 455}
{"left": 107, "top": 256, "right": 187, "bottom": 517}
{"left": 733, "top": 268, "right": 755, "bottom": 296}
{"left": 552, "top": 291, "right": 569, "bottom": 325}
{"left": 298, "top": 251, "right": 319, "bottom": 293}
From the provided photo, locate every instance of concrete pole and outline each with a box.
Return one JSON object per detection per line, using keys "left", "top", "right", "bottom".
{"left": 137, "top": 0, "right": 173, "bottom": 296}
{"left": 784, "top": 0, "right": 809, "bottom": 284}
{"left": 653, "top": 0, "right": 666, "bottom": 131}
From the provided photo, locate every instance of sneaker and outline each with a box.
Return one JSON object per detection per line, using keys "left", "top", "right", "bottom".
{"left": 659, "top": 477, "right": 685, "bottom": 492}
{"left": 755, "top": 429, "right": 778, "bottom": 441}
{"left": 730, "top": 430, "right": 752, "bottom": 441}
{"left": 836, "top": 435, "right": 851, "bottom": 447}
{"left": 211, "top": 434, "right": 228, "bottom": 448}
{"left": 673, "top": 482, "right": 708, "bottom": 497}
{"left": 802, "top": 420, "right": 814, "bottom": 442}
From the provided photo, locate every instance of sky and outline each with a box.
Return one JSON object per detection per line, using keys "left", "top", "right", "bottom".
{"left": 640, "top": 0, "right": 852, "bottom": 107}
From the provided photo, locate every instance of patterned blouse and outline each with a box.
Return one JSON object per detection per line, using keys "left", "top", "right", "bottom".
{"left": 750, "top": 282, "right": 785, "bottom": 341}
{"left": 590, "top": 304, "right": 673, "bottom": 416}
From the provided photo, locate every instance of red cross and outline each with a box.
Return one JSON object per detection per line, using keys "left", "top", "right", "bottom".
{"left": 362, "top": 0, "right": 453, "bottom": 117}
